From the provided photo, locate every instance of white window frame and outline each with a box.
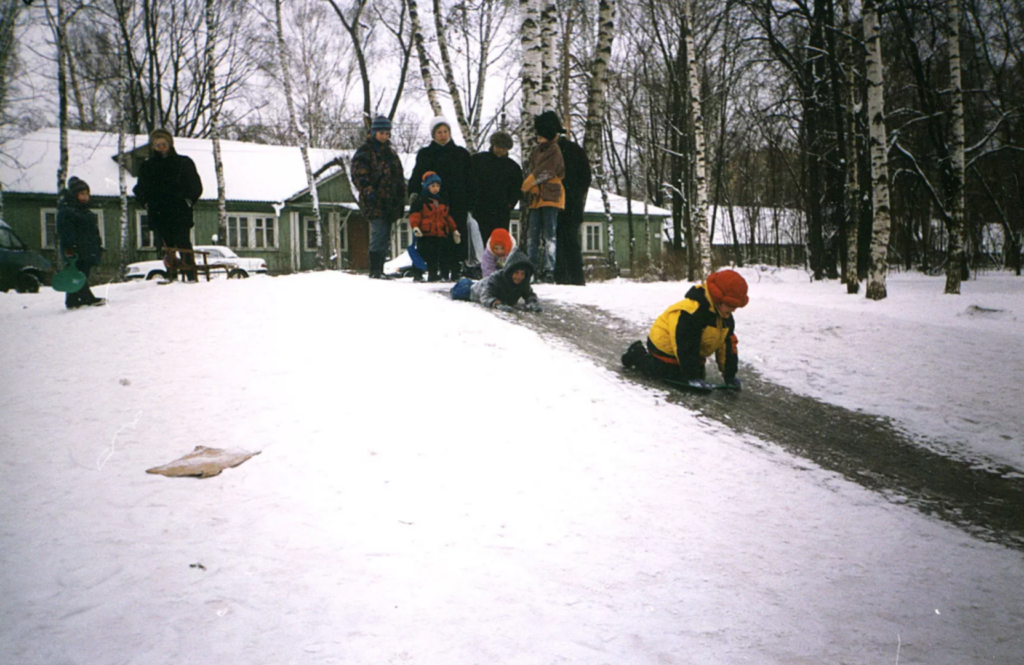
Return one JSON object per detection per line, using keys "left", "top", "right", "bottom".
{"left": 582, "top": 222, "right": 603, "bottom": 253}
{"left": 227, "top": 213, "right": 278, "bottom": 250}
{"left": 509, "top": 220, "right": 521, "bottom": 246}
{"left": 136, "top": 211, "right": 156, "bottom": 249}
{"left": 393, "top": 220, "right": 411, "bottom": 256}
{"left": 41, "top": 207, "right": 105, "bottom": 249}
{"left": 303, "top": 217, "right": 320, "bottom": 252}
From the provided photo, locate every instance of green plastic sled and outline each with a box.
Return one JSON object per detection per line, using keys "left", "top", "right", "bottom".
{"left": 52, "top": 256, "right": 87, "bottom": 293}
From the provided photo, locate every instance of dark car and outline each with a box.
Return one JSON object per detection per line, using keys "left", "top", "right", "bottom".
{"left": 0, "top": 219, "right": 52, "bottom": 293}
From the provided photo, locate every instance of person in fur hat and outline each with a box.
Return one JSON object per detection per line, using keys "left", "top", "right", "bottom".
{"left": 408, "top": 116, "right": 473, "bottom": 280}
{"left": 621, "top": 269, "right": 749, "bottom": 389}
{"left": 56, "top": 176, "right": 105, "bottom": 308}
{"left": 470, "top": 131, "right": 522, "bottom": 244}
{"left": 132, "top": 128, "right": 203, "bottom": 281}
{"left": 351, "top": 115, "right": 407, "bottom": 278}
{"left": 522, "top": 111, "right": 566, "bottom": 281}
{"left": 409, "top": 171, "right": 460, "bottom": 282}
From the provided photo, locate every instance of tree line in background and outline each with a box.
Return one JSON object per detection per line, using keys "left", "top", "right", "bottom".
{"left": 1, "top": 0, "right": 1021, "bottom": 297}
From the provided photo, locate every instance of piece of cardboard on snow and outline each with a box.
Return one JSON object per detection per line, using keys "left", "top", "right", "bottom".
{"left": 146, "top": 446, "right": 260, "bottom": 478}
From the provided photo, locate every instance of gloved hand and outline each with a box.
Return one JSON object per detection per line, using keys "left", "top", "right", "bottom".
{"left": 522, "top": 301, "right": 542, "bottom": 313}
{"left": 687, "top": 378, "right": 714, "bottom": 390}
{"left": 724, "top": 376, "right": 743, "bottom": 391}
{"left": 407, "top": 192, "right": 419, "bottom": 206}
{"left": 492, "top": 300, "right": 514, "bottom": 312}
{"left": 412, "top": 227, "right": 423, "bottom": 238}
{"left": 453, "top": 230, "right": 461, "bottom": 244}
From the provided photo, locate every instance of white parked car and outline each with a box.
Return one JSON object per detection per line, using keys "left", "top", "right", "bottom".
{"left": 125, "top": 245, "right": 268, "bottom": 280}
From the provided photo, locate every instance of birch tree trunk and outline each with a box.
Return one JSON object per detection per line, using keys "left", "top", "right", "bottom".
{"left": 53, "top": 0, "right": 69, "bottom": 193}
{"left": 519, "top": 0, "right": 541, "bottom": 121}
{"left": 205, "top": 0, "right": 228, "bottom": 250}
{"left": 539, "top": 0, "right": 556, "bottom": 110}
{"left": 432, "top": 0, "right": 475, "bottom": 150}
{"left": 841, "top": 0, "right": 860, "bottom": 294}
{"left": 582, "top": 0, "right": 616, "bottom": 272}
{"left": 944, "top": 0, "right": 965, "bottom": 295}
{"left": 407, "top": 0, "right": 442, "bottom": 117}
{"left": 276, "top": 0, "right": 325, "bottom": 270}
{"left": 864, "top": 0, "right": 892, "bottom": 301}
{"left": 681, "top": 0, "right": 711, "bottom": 279}
{"left": 117, "top": 40, "right": 130, "bottom": 282}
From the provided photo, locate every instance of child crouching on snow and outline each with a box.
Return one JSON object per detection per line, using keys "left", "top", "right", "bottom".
{"left": 481, "top": 228, "right": 515, "bottom": 278}
{"left": 450, "top": 247, "right": 541, "bottom": 313}
{"left": 621, "top": 269, "right": 748, "bottom": 389}
{"left": 409, "top": 171, "right": 460, "bottom": 282}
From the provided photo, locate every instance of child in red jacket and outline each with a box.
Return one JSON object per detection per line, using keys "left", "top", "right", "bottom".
{"left": 409, "top": 171, "right": 460, "bottom": 282}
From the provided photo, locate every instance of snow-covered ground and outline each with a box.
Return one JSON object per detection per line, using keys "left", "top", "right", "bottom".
{"left": 2, "top": 269, "right": 1022, "bottom": 664}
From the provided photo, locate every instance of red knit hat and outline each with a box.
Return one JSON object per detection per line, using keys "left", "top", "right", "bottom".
{"left": 487, "top": 228, "right": 514, "bottom": 254}
{"left": 706, "top": 269, "right": 749, "bottom": 308}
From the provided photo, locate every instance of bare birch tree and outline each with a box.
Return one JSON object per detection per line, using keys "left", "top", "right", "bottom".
{"left": 520, "top": 0, "right": 542, "bottom": 121}
{"left": 539, "top": 0, "right": 556, "bottom": 110}
{"left": 432, "top": 0, "right": 475, "bottom": 149}
{"left": 840, "top": 0, "right": 860, "bottom": 294}
{"left": 582, "top": 0, "right": 616, "bottom": 270}
{"left": 681, "top": 0, "right": 710, "bottom": 278}
{"left": 116, "top": 8, "right": 130, "bottom": 281}
{"left": 276, "top": 0, "right": 325, "bottom": 269}
{"left": 407, "top": 0, "right": 442, "bottom": 116}
{"left": 864, "top": 0, "right": 892, "bottom": 301}
{"left": 944, "top": 0, "right": 965, "bottom": 295}
{"left": 205, "top": 0, "right": 228, "bottom": 249}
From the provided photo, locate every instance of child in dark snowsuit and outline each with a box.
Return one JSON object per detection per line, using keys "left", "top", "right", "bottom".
{"left": 409, "top": 171, "right": 460, "bottom": 282}
{"left": 56, "top": 176, "right": 105, "bottom": 309}
{"left": 621, "top": 269, "right": 749, "bottom": 389}
{"left": 466, "top": 247, "right": 542, "bottom": 312}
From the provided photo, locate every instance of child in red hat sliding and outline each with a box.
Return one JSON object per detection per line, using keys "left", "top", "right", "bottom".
{"left": 621, "top": 269, "right": 749, "bottom": 390}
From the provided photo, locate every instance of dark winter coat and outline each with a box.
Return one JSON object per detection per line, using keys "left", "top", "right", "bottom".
{"left": 132, "top": 149, "right": 203, "bottom": 240}
{"left": 409, "top": 195, "right": 457, "bottom": 238}
{"left": 351, "top": 137, "right": 406, "bottom": 223}
{"left": 469, "top": 149, "right": 522, "bottom": 225}
{"left": 408, "top": 140, "right": 473, "bottom": 223}
{"left": 647, "top": 283, "right": 738, "bottom": 381}
{"left": 56, "top": 190, "right": 103, "bottom": 267}
{"left": 553, "top": 137, "right": 592, "bottom": 285}
{"left": 470, "top": 247, "right": 538, "bottom": 308}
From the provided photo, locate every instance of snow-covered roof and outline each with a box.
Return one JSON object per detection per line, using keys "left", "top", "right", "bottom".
{"left": 1, "top": 129, "right": 672, "bottom": 216}
{"left": 663, "top": 205, "right": 805, "bottom": 245}
{"left": 0, "top": 129, "right": 348, "bottom": 203}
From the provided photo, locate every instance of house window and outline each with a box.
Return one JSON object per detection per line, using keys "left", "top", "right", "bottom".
{"left": 41, "top": 208, "right": 105, "bottom": 249}
{"left": 136, "top": 212, "right": 156, "bottom": 249}
{"left": 304, "top": 217, "right": 320, "bottom": 251}
{"left": 583, "top": 222, "right": 602, "bottom": 253}
{"left": 225, "top": 214, "right": 276, "bottom": 249}
{"left": 395, "top": 220, "right": 410, "bottom": 252}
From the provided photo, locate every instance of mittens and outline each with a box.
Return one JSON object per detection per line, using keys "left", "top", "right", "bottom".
{"left": 523, "top": 302, "right": 542, "bottom": 313}
{"left": 453, "top": 230, "right": 461, "bottom": 244}
{"left": 412, "top": 227, "right": 423, "bottom": 237}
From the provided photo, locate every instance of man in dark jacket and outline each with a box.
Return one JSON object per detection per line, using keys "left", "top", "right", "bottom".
{"left": 351, "top": 115, "right": 407, "bottom": 278}
{"left": 553, "top": 122, "right": 592, "bottom": 286}
{"left": 469, "top": 131, "right": 522, "bottom": 245}
{"left": 56, "top": 176, "right": 105, "bottom": 308}
{"left": 132, "top": 128, "right": 203, "bottom": 281}
{"left": 408, "top": 117, "right": 473, "bottom": 279}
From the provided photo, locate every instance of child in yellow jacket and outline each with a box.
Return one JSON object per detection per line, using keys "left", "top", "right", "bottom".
{"left": 622, "top": 269, "right": 749, "bottom": 390}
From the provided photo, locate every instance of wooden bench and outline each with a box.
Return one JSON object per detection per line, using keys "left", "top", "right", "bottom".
{"left": 162, "top": 247, "right": 229, "bottom": 282}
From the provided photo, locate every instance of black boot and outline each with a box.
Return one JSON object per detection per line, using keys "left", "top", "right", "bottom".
{"left": 621, "top": 341, "right": 646, "bottom": 369}
{"left": 368, "top": 252, "right": 380, "bottom": 278}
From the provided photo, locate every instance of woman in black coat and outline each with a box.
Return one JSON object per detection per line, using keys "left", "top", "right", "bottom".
{"left": 408, "top": 117, "right": 473, "bottom": 279}
{"left": 56, "top": 176, "right": 105, "bottom": 308}
{"left": 554, "top": 131, "right": 592, "bottom": 286}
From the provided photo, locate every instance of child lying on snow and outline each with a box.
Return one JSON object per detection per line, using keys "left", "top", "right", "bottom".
{"left": 450, "top": 247, "right": 542, "bottom": 313}
{"left": 621, "top": 269, "right": 749, "bottom": 390}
